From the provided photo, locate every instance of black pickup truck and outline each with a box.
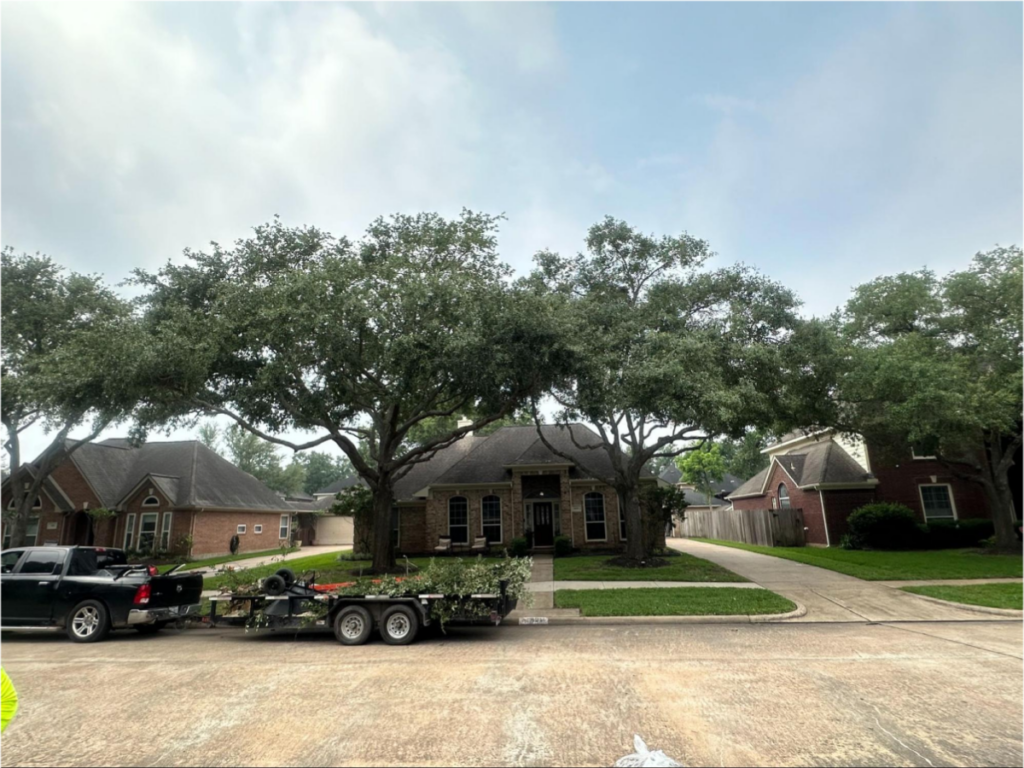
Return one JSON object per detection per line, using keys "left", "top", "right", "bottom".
{"left": 0, "top": 546, "right": 203, "bottom": 642}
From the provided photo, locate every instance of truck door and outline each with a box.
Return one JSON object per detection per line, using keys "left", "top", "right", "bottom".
{"left": 0, "top": 550, "right": 26, "bottom": 625}
{"left": 9, "top": 549, "right": 68, "bottom": 625}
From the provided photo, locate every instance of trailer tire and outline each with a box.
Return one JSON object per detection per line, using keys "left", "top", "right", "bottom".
{"left": 263, "top": 574, "right": 287, "bottom": 596}
{"left": 333, "top": 606, "right": 372, "bottom": 646}
{"left": 275, "top": 568, "right": 296, "bottom": 588}
{"left": 380, "top": 605, "right": 418, "bottom": 646}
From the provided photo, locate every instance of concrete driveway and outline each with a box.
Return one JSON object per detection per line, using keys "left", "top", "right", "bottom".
{"left": 1, "top": 621, "right": 1020, "bottom": 767}
{"left": 668, "top": 538, "right": 1018, "bottom": 622}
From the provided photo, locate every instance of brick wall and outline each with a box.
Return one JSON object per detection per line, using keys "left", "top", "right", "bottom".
{"left": 425, "top": 488, "right": 515, "bottom": 551}
{"left": 2, "top": 481, "right": 65, "bottom": 546}
{"left": 731, "top": 463, "right": 830, "bottom": 545}
{"left": 868, "top": 452, "right": 990, "bottom": 522}
{"left": 189, "top": 510, "right": 293, "bottom": 557}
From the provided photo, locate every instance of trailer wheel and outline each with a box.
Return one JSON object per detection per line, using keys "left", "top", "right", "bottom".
{"left": 275, "top": 568, "right": 296, "bottom": 588}
{"left": 333, "top": 606, "right": 372, "bottom": 646}
{"left": 263, "top": 574, "right": 287, "bottom": 596}
{"left": 380, "top": 605, "right": 418, "bottom": 646}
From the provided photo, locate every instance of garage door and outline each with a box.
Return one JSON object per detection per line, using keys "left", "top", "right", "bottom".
{"left": 315, "top": 515, "right": 354, "bottom": 546}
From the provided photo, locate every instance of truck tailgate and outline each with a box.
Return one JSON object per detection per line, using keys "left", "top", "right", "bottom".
{"left": 147, "top": 573, "right": 204, "bottom": 608}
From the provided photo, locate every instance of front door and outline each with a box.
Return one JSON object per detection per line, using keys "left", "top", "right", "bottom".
{"left": 533, "top": 502, "right": 554, "bottom": 546}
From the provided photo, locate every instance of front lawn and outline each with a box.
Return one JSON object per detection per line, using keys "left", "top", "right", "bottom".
{"left": 553, "top": 553, "right": 746, "bottom": 582}
{"left": 157, "top": 547, "right": 300, "bottom": 574}
{"left": 554, "top": 587, "right": 795, "bottom": 616}
{"left": 202, "top": 551, "right": 514, "bottom": 591}
{"left": 694, "top": 539, "right": 1023, "bottom": 580}
{"left": 902, "top": 583, "right": 1023, "bottom": 610}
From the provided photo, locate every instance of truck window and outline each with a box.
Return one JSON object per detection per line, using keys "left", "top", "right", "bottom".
{"left": 19, "top": 549, "right": 67, "bottom": 575}
{"left": 1, "top": 550, "right": 23, "bottom": 573}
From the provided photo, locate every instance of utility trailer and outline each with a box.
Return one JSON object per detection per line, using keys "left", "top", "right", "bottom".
{"left": 206, "top": 568, "right": 518, "bottom": 645}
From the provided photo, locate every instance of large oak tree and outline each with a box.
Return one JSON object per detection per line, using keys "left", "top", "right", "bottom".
{"left": 524, "top": 217, "right": 810, "bottom": 560}
{"left": 135, "top": 212, "right": 569, "bottom": 572}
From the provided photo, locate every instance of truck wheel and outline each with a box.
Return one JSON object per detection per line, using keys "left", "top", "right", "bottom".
{"left": 263, "top": 574, "right": 287, "bottom": 596}
{"left": 333, "top": 606, "right": 372, "bottom": 646}
{"left": 275, "top": 568, "right": 296, "bottom": 588}
{"left": 380, "top": 605, "right": 418, "bottom": 646}
{"left": 66, "top": 600, "right": 110, "bottom": 643}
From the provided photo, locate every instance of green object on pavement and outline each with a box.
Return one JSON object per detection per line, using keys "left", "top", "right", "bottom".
{"left": 1, "top": 667, "right": 18, "bottom": 733}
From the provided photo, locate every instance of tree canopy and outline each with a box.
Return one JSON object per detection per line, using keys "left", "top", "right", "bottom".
{"left": 525, "top": 216, "right": 809, "bottom": 559}
{"left": 135, "top": 211, "right": 569, "bottom": 571}
{"left": 676, "top": 443, "right": 726, "bottom": 506}
{"left": 1, "top": 248, "right": 146, "bottom": 546}
{"left": 832, "top": 245, "right": 1023, "bottom": 549}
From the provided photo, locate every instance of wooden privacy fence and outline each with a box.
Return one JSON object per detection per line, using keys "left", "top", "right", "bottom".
{"left": 675, "top": 507, "right": 806, "bottom": 547}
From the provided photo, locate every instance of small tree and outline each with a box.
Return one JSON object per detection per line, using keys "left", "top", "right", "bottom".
{"left": 2, "top": 249, "right": 145, "bottom": 547}
{"left": 718, "top": 429, "right": 772, "bottom": 481}
{"left": 296, "top": 451, "right": 354, "bottom": 496}
{"left": 135, "top": 212, "right": 568, "bottom": 572}
{"left": 833, "top": 246, "right": 1023, "bottom": 551}
{"left": 676, "top": 443, "right": 726, "bottom": 507}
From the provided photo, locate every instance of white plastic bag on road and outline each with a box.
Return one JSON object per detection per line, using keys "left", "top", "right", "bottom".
{"left": 613, "top": 734, "right": 683, "bottom": 767}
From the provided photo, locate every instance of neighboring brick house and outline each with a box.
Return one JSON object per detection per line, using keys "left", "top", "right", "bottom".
{"left": 348, "top": 423, "right": 661, "bottom": 555}
{"left": 727, "top": 429, "right": 995, "bottom": 546}
{"left": 2, "top": 438, "right": 312, "bottom": 557}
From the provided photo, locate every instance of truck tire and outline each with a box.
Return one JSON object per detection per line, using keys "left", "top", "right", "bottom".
{"left": 263, "top": 574, "right": 287, "bottom": 596}
{"left": 66, "top": 600, "right": 110, "bottom": 643}
{"left": 380, "top": 605, "right": 418, "bottom": 646}
{"left": 333, "top": 605, "right": 372, "bottom": 646}
{"left": 275, "top": 568, "right": 296, "bottom": 588}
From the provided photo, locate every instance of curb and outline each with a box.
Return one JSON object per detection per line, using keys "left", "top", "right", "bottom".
{"left": 506, "top": 601, "right": 807, "bottom": 626}
{"left": 900, "top": 591, "right": 1024, "bottom": 617}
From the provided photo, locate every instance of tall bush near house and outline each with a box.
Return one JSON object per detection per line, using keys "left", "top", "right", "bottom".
{"left": 553, "top": 535, "right": 573, "bottom": 557}
{"left": 846, "top": 503, "right": 922, "bottom": 550}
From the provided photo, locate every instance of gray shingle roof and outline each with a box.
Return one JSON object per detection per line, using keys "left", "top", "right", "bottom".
{"left": 66, "top": 439, "right": 299, "bottom": 511}
{"left": 316, "top": 476, "right": 364, "bottom": 495}
{"left": 728, "top": 440, "right": 873, "bottom": 499}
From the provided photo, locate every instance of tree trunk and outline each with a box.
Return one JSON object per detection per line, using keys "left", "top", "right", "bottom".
{"left": 370, "top": 481, "right": 397, "bottom": 573}
{"left": 7, "top": 473, "right": 47, "bottom": 548}
{"left": 984, "top": 435, "right": 1020, "bottom": 552}
{"left": 618, "top": 484, "right": 645, "bottom": 561}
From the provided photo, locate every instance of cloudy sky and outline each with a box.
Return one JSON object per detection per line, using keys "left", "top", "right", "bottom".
{"left": 3, "top": 1, "right": 1022, "bottom": 462}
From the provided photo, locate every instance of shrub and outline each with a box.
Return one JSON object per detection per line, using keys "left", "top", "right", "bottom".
{"left": 553, "top": 536, "right": 573, "bottom": 557}
{"left": 846, "top": 503, "right": 922, "bottom": 550}
{"left": 921, "top": 519, "right": 995, "bottom": 549}
{"left": 510, "top": 537, "right": 529, "bottom": 558}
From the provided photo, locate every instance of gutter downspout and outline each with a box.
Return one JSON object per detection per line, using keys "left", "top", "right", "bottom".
{"left": 818, "top": 490, "right": 831, "bottom": 548}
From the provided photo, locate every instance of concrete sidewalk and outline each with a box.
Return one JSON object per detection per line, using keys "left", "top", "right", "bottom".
{"left": 668, "top": 538, "right": 1017, "bottom": 622}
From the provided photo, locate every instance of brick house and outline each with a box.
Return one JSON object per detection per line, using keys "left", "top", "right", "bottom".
{"left": 349, "top": 424, "right": 661, "bottom": 555}
{"left": 727, "top": 429, "right": 995, "bottom": 546}
{"left": 1, "top": 438, "right": 313, "bottom": 557}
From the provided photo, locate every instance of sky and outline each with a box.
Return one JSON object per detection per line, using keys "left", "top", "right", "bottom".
{"left": 3, "top": 1, "right": 1022, "bottom": 464}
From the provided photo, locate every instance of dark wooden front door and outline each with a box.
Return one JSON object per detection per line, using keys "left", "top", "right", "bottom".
{"left": 533, "top": 502, "right": 554, "bottom": 546}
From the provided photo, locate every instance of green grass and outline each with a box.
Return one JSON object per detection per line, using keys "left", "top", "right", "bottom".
{"left": 695, "top": 539, "right": 1023, "bottom": 581}
{"left": 157, "top": 548, "right": 301, "bottom": 574}
{"left": 202, "top": 551, "right": 511, "bottom": 591}
{"left": 902, "top": 583, "right": 1023, "bottom": 610}
{"left": 554, "top": 587, "right": 796, "bottom": 617}
{"left": 552, "top": 553, "right": 747, "bottom": 582}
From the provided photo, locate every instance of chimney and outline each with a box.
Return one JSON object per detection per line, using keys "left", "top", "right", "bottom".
{"left": 457, "top": 417, "right": 474, "bottom": 437}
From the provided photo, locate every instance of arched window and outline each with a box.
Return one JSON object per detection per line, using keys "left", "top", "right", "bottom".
{"left": 584, "top": 492, "right": 606, "bottom": 541}
{"left": 448, "top": 496, "right": 469, "bottom": 544}
{"left": 142, "top": 496, "right": 161, "bottom": 507}
{"left": 481, "top": 495, "right": 502, "bottom": 543}
{"left": 777, "top": 484, "right": 791, "bottom": 510}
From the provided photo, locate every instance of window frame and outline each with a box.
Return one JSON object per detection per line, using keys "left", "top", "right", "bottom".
{"left": 160, "top": 512, "right": 173, "bottom": 550}
{"left": 919, "top": 483, "right": 957, "bottom": 521}
{"left": 777, "top": 484, "right": 791, "bottom": 510}
{"left": 448, "top": 496, "right": 469, "bottom": 545}
{"left": 236, "top": 524, "right": 247, "bottom": 535}
{"left": 138, "top": 512, "right": 159, "bottom": 553}
{"left": 584, "top": 492, "right": 607, "bottom": 543}
{"left": 254, "top": 524, "right": 263, "bottom": 535}
{"left": 481, "top": 495, "right": 502, "bottom": 544}
{"left": 123, "top": 513, "right": 136, "bottom": 549}
{"left": 279, "top": 514, "right": 290, "bottom": 540}
{"left": 142, "top": 495, "right": 161, "bottom": 507}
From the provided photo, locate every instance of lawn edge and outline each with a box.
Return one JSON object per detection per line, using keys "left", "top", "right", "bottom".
{"left": 508, "top": 601, "right": 807, "bottom": 626}
{"left": 898, "top": 588, "right": 1024, "bottom": 616}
